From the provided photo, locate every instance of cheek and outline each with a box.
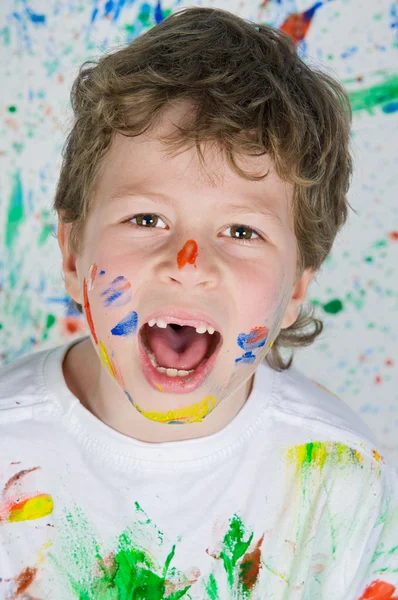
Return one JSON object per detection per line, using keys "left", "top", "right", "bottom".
{"left": 234, "top": 262, "right": 285, "bottom": 321}
{"left": 82, "top": 262, "right": 138, "bottom": 344}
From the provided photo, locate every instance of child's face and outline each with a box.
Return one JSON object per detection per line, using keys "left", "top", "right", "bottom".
{"left": 60, "top": 104, "right": 314, "bottom": 425}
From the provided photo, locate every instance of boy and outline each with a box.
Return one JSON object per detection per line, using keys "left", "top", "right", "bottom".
{"left": 1, "top": 6, "right": 397, "bottom": 599}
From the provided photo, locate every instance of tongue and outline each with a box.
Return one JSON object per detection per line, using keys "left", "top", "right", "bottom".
{"left": 146, "top": 324, "right": 212, "bottom": 370}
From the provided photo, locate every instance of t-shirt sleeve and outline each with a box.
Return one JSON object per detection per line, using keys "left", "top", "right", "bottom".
{"left": 345, "top": 464, "right": 398, "bottom": 600}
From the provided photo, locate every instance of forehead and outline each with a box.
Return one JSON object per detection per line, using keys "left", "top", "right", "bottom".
{"left": 94, "top": 105, "right": 295, "bottom": 233}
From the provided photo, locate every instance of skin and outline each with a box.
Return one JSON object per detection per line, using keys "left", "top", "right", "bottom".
{"left": 58, "top": 101, "right": 315, "bottom": 443}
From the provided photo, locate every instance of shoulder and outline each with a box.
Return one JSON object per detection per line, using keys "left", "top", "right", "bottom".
{"left": 270, "top": 362, "right": 380, "bottom": 449}
{"left": 0, "top": 344, "right": 57, "bottom": 417}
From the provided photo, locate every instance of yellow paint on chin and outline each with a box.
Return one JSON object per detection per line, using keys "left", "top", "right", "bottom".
{"left": 136, "top": 395, "right": 217, "bottom": 424}
{"left": 9, "top": 494, "right": 54, "bottom": 522}
{"left": 99, "top": 340, "right": 116, "bottom": 379}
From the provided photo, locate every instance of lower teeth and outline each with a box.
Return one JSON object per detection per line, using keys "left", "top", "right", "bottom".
{"left": 146, "top": 347, "right": 207, "bottom": 377}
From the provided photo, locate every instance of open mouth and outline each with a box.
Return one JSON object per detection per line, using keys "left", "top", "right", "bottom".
{"left": 140, "top": 322, "right": 222, "bottom": 378}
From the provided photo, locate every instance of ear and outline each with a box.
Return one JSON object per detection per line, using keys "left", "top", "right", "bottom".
{"left": 57, "top": 215, "right": 82, "bottom": 306}
{"left": 280, "top": 268, "right": 316, "bottom": 329}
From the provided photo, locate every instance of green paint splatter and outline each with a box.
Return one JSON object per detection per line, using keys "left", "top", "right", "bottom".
{"left": 323, "top": 299, "right": 343, "bottom": 314}
{"left": 50, "top": 502, "right": 195, "bottom": 599}
{"left": 346, "top": 73, "right": 398, "bottom": 115}
{"left": 5, "top": 171, "right": 24, "bottom": 249}
{"left": 8, "top": 105, "right": 17, "bottom": 112}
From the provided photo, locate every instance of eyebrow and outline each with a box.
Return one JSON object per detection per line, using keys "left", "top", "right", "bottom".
{"left": 110, "top": 187, "right": 285, "bottom": 228}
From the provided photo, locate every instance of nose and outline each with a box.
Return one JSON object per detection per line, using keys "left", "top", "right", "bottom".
{"left": 159, "top": 238, "right": 220, "bottom": 290}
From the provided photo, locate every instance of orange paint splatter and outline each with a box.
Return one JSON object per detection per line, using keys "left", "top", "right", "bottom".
{"left": 248, "top": 326, "right": 268, "bottom": 344}
{"left": 240, "top": 534, "right": 264, "bottom": 590}
{"left": 177, "top": 240, "right": 198, "bottom": 269}
{"left": 358, "top": 579, "right": 398, "bottom": 600}
{"left": 389, "top": 231, "right": 398, "bottom": 241}
{"left": 83, "top": 277, "right": 98, "bottom": 344}
{"left": 280, "top": 3, "right": 322, "bottom": 44}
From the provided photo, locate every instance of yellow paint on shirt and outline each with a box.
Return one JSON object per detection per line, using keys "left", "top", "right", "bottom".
{"left": 9, "top": 494, "right": 54, "bottom": 522}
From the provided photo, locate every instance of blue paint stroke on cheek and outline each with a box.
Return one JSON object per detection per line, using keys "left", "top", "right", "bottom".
{"left": 235, "top": 328, "right": 268, "bottom": 365}
{"left": 101, "top": 275, "right": 132, "bottom": 307}
{"left": 124, "top": 391, "right": 134, "bottom": 405}
{"left": 111, "top": 311, "right": 138, "bottom": 336}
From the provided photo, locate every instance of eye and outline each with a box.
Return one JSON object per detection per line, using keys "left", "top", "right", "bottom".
{"left": 223, "top": 224, "right": 263, "bottom": 244}
{"left": 128, "top": 214, "right": 167, "bottom": 229}
{"left": 126, "top": 214, "right": 264, "bottom": 243}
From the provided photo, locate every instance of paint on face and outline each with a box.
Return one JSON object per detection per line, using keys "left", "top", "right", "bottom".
{"left": 101, "top": 275, "right": 132, "bottom": 308}
{"left": 177, "top": 239, "right": 198, "bottom": 269}
{"left": 83, "top": 277, "right": 98, "bottom": 345}
{"left": 111, "top": 310, "right": 138, "bottom": 336}
{"left": 235, "top": 326, "right": 269, "bottom": 364}
{"left": 133, "top": 395, "right": 217, "bottom": 424}
{"left": 87, "top": 263, "right": 98, "bottom": 291}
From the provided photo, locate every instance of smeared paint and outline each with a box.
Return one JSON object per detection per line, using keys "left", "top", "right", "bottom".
{"left": 98, "top": 340, "right": 117, "bottom": 379}
{"left": 101, "top": 275, "right": 132, "bottom": 307}
{"left": 134, "top": 395, "right": 217, "bottom": 424}
{"left": 50, "top": 501, "right": 198, "bottom": 599}
{"left": 283, "top": 441, "right": 368, "bottom": 494}
{"left": 87, "top": 263, "right": 98, "bottom": 291}
{"left": 83, "top": 277, "right": 98, "bottom": 344}
{"left": 280, "top": 2, "right": 324, "bottom": 44}
{"left": 235, "top": 326, "right": 268, "bottom": 364}
{"left": 177, "top": 239, "right": 198, "bottom": 269}
{"left": 111, "top": 310, "right": 138, "bottom": 336}
{"left": 0, "top": 466, "right": 54, "bottom": 523}
{"left": 2, "top": 566, "right": 38, "bottom": 597}
{"left": 358, "top": 579, "right": 398, "bottom": 600}
{"left": 207, "top": 514, "right": 264, "bottom": 596}
{"left": 2, "top": 493, "right": 54, "bottom": 522}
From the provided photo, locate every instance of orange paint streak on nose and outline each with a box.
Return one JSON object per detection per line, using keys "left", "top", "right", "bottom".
{"left": 177, "top": 240, "right": 198, "bottom": 270}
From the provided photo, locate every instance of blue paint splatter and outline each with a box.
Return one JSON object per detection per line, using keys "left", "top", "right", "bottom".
{"left": 111, "top": 311, "right": 138, "bottom": 336}
{"left": 382, "top": 101, "right": 398, "bottom": 114}
{"left": 235, "top": 328, "right": 268, "bottom": 364}
{"left": 154, "top": 0, "right": 164, "bottom": 24}
{"left": 26, "top": 8, "right": 46, "bottom": 24}
{"left": 125, "top": 391, "right": 134, "bottom": 404}
{"left": 101, "top": 276, "right": 132, "bottom": 307}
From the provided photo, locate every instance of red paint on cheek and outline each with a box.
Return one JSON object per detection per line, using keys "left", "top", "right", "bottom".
{"left": 358, "top": 579, "right": 398, "bottom": 600}
{"left": 177, "top": 240, "right": 198, "bottom": 269}
{"left": 83, "top": 277, "right": 98, "bottom": 345}
{"left": 249, "top": 326, "right": 269, "bottom": 344}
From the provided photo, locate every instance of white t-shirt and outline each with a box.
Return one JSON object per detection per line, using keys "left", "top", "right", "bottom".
{"left": 0, "top": 336, "right": 397, "bottom": 600}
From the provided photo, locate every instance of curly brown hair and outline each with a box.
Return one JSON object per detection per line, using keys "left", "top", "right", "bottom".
{"left": 53, "top": 6, "right": 355, "bottom": 371}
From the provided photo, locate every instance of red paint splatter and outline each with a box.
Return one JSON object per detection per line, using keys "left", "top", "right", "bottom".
{"left": 389, "top": 231, "right": 398, "bottom": 241}
{"left": 358, "top": 579, "right": 398, "bottom": 600}
{"left": 248, "top": 326, "right": 269, "bottom": 344}
{"left": 177, "top": 240, "right": 198, "bottom": 269}
{"left": 240, "top": 534, "right": 264, "bottom": 590}
{"left": 90, "top": 263, "right": 98, "bottom": 288}
{"left": 375, "top": 375, "right": 382, "bottom": 384}
{"left": 280, "top": 2, "right": 323, "bottom": 44}
{"left": 83, "top": 278, "right": 98, "bottom": 345}
{"left": 385, "top": 358, "right": 394, "bottom": 367}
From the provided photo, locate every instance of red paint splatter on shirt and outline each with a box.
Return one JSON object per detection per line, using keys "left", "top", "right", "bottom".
{"left": 358, "top": 579, "right": 398, "bottom": 600}
{"left": 177, "top": 240, "right": 198, "bottom": 269}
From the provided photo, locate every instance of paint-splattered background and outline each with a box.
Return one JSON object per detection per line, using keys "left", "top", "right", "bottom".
{"left": 1, "top": 1, "right": 397, "bottom": 465}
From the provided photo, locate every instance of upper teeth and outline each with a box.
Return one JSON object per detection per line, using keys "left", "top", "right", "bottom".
{"left": 147, "top": 318, "right": 215, "bottom": 335}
